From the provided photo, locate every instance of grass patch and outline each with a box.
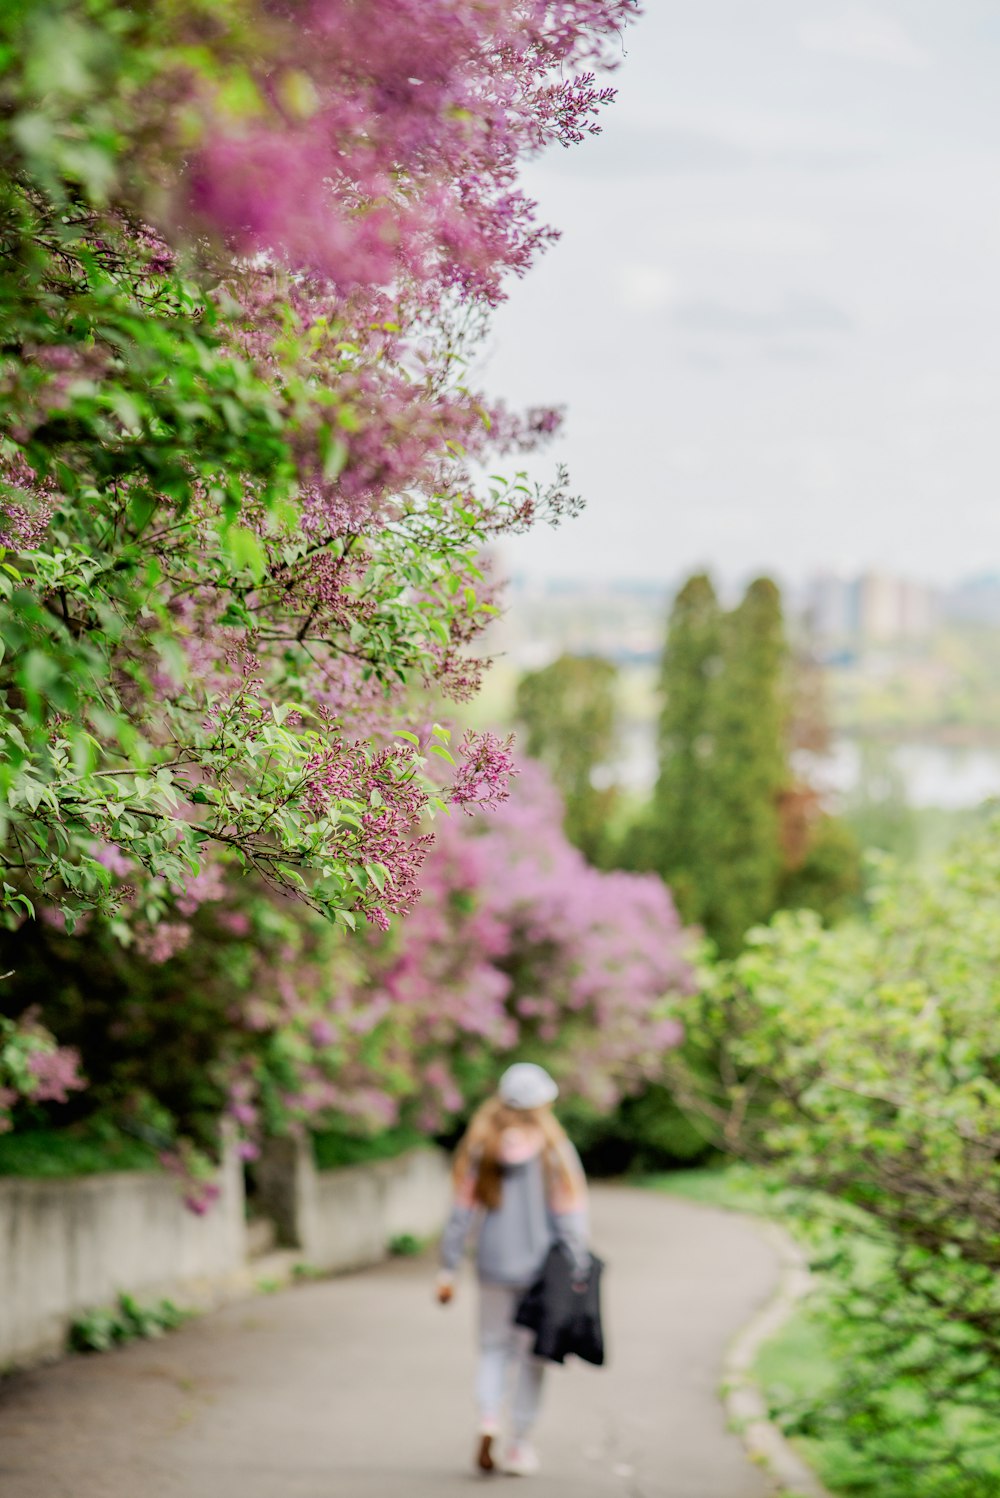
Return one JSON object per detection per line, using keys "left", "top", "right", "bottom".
{"left": 643, "top": 1163, "right": 775, "bottom": 1215}
{"left": 0, "top": 1123, "right": 161, "bottom": 1178}
{"left": 311, "top": 1123, "right": 427, "bottom": 1172}
{"left": 753, "top": 1297, "right": 836, "bottom": 1403}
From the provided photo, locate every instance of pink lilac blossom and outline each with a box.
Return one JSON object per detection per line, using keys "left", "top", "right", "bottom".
{"left": 173, "top": 863, "right": 228, "bottom": 918}
{"left": 184, "top": 1, "right": 635, "bottom": 301}
{"left": 1, "top": 1, "right": 648, "bottom": 1186}
{"left": 160, "top": 1148, "right": 222, "bottom": 1216}
{"left": 133, "top": 922, "right": 192, "bottom": 965}
{"left": 420, "top": 763, "right": 693, "bottom": 1113}
{"left": 162, "top": 0, "right": 626, "bottom": 565}
{"left": 216, "top": 909, "right": 252, "bottom": 937}
{"left": 224, "top": 1068, "right": 264, "bottom": 1162}
{"left": 0, "top": 498, "right": 54, "bottom": 552}
{"left": 247, "top": 759, "right": 693, "bottom": 1136}
{"left": 94, "top": 843, "right": 134, "bottom": 878}
{"left": 5, "top": 0, "right": 634, "bottom": 928}
{"left": 309, "top": 1018, "right": 336, "bottom": 1047}
{"left": 0, "top": 0, "right": 622, "bottom": 940}
{"left": 451, "top": 730, "right": 517, "bottom": 813}
{"left": 25, "top": 1045, "right": 86, "bottom": 1103}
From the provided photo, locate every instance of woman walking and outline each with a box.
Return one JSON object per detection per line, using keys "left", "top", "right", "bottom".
{"left": 436, "top": 1063, "right": 590, "bottom": 1477}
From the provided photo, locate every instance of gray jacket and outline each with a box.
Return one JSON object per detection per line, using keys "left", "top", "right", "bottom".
{"left": 440, "top": 1137, "right": 590, "bottom": 1286}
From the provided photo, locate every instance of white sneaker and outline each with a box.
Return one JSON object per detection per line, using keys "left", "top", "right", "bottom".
{"left": 504, "top": 1442, "right": 540, "bottom": 1477}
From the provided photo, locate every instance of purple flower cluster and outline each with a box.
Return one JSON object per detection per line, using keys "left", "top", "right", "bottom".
{"left": 409, "top": 761, "right": 693, "bottom": 1118}
{"left": 234, "top": 760, "right": 694, "bottom": 1139}
{"left": 1, "top": 0, "right": 635, "bottom": 942}
{"left": 0, "top": 1009, "right": 86, "bottom": 1132}
{"left": 451, "top": 730, "right": 518, "bottom": 813}
{"left": 25, "top": 1045, "right": 86, "bottom": 1104}
{"left": 185, "top": 1, "right": 635, "bottom": 303}
{"left": 159, "top": 1146, "right": 222, "bottom": 1216}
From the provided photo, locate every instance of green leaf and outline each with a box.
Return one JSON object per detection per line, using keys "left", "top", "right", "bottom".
{"left": 318, "top": 429, "right": 349, "bottom": 481}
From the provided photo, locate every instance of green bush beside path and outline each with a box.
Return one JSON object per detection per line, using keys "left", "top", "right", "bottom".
{"left": 0, "top": 1123, "right": 161, "bottom": 1178}
{"left": 649, "top": 1170, "right": 1000, "bottom": 1498}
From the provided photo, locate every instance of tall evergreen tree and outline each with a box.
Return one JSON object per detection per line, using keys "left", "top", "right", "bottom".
{"left": 514, "top": 654, "right": 619, "bottom": 864}
{"left": 633, "top": 574, "right": 722, "bottom": 920}
{"left": 701, "top": 577, "right": 788, "bottom": 953}
{"left": 625, "top": 572, "right": 859, "bottom": 948}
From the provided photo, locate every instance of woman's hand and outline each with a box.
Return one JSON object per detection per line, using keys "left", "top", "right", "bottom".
{"left": 435, "top": 1273, "right": 455, "bottom": 1305}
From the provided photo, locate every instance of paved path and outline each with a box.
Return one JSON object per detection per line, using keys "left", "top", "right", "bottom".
{"left": 0, "top": 1186, "right": 779, "bottom": 1498}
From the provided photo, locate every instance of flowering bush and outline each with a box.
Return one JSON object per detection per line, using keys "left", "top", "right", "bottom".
{"left": 198, "top": 763, "right": 694, "bottom": 1146}
{"left": 0, "top": 0, "right": 634, "bottom": 933}
{"left": 378, "top": 762, "right": 693, "bottom": 1124}
{"left": 1, "top": 763, "right": 693, "bottom": 1176}
{"left": 0, "top": 1010, "right": 85, "bottom": 1133}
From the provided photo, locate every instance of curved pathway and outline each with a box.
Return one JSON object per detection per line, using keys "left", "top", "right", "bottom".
{"left": 0, "top": 1185, "right": 780, "bottom": 1497}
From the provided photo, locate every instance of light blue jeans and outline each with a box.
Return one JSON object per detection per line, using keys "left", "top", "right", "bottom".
{"left": 476, "top": 1282, "right": 545, "bottom": 1439}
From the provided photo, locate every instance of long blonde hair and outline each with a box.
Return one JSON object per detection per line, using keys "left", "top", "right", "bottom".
{"left": 452, "top": 1095, "right": 575, "bottom": 1212}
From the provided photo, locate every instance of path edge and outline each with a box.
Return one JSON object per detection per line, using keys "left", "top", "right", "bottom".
{"left": 722, "top": 1217, "right": 835, "bottom": 1498}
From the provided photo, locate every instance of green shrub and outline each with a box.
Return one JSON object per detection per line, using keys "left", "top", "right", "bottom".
{"left": 0, "top": 1122, "right": 161, "bottom": 1178}
{"left": 645, "top": 1164, "right": 775, "bottom": 1215}
{"left": 663, "top": 820, "right": 1000, "bottom": 1496}
{"left": 388, "top": 1233, "right": 424, "bottom": 1257}
{"left": 652, "top": 1167, "right": 1000, "bottom": 1498}
{"left": 70, "top": 1295, "right": 188, "bottom": 1353}
{"left": 311, "top": 1123, "right": 426, "bottom": 1172}
{"left": 559, "top": 1078, "right": 716, "bottom": 1178}
{"left": 291, "top": 1262, "right": 322, "bottom": 1281}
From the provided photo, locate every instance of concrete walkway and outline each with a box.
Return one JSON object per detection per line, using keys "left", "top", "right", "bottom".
{"left": 0, "top": 1186, "right": 780, "bottom": 1498}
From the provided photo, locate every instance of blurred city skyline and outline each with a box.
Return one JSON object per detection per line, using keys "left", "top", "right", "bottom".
{"left": 494, "top": 566, "right": 1000, "bottom": 668}
{"left": 479, "top": 1, "right": 1000, "bottom": 585}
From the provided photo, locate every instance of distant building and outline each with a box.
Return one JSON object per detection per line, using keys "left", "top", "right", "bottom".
{"left": 898, "top": 579, "right": 939, "bottom": 639}
{"left": 944, "top": 574, "right": 1000, "bottom": 627}
{"left": 804, "top": 571, "right": 939, "bottom": 645}
{"left": 804, "top": 573, "right": 856, "bottom": 641}
{"left": 857, "top": 571, "right": 901, "bottom": 642}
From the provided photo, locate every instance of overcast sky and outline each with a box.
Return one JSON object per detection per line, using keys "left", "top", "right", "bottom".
{"left": 480, "top": 1, "right": 1000, "bottom": 586}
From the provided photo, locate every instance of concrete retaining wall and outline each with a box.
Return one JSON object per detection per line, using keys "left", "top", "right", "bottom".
{"left": 0, "top": 1135, "right": 246, "bottom": 1371}
{"left": 255, "top": 1138, "right": 451, "bottom": 1273}
{"left": 0, "top": 1138, "right": 450, "bottom": 1372}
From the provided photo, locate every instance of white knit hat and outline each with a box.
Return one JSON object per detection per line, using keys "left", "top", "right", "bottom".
{"left": 498, "top": 1062, "right": 558, "bottom": 1111}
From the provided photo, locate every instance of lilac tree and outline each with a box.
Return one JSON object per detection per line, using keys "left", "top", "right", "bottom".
{"left": 0, "top": 0, "right": 635, "bottom": 937}
{"left": 2, "top": 763, "right": 692, "bottom": 1158}
{"left": 224, "top": 763, "right": 694, "bottom": 1145}
{"left": 0, "top": 1, "right": 648, "bottom": 1148}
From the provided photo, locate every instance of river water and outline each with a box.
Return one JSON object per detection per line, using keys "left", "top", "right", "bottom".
{"left": 803, "top": 739, "right": 1000, "bottom": 810}
{"left": 618, "top": 732, "right": 1000, "bottom": 810}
